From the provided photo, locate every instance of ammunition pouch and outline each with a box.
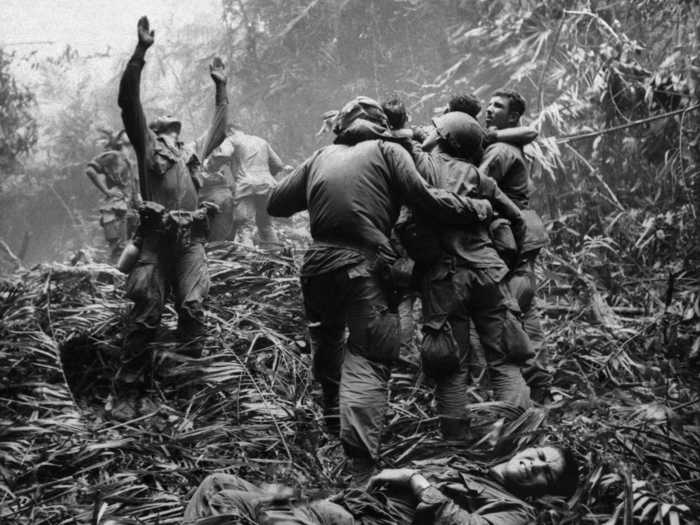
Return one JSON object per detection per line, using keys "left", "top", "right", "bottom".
{"left": 520, "top": 209, "right": 548, "bottom": 256}
{"left": 421, "top": 319, "right": 461, "bottom": 379}
{"left": 135, "top": 201, "right": 209, "bottom": 248}
{"left": 502, "top": 308, "right": 535, "bottom": 364}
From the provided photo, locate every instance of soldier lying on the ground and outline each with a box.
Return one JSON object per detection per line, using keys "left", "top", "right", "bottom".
{"left": 183, "top": 444, "right": 579, "bottom": 524}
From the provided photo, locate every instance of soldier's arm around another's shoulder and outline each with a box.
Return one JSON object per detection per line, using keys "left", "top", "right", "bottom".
{"left": 380, "top": 141, "right": 492, "bottom": 226}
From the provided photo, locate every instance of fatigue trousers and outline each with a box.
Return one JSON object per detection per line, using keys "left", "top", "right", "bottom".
{"left": 302, "top": 262, "right": 399, "bottom": 463}
{"left": 507, "top": 257, "right": 544, "bottom": 350}
{"left": 508, "top": 255, "right": 552, "bottom": 400}
{"left": 420, "top": 260, "right": 531, "bottom": 438}
{"left": 232, "top": 193, "right": 278, "bottom": 247}
{"left": 183, "top": 473, "right": 354, "bottom": 524}
{"left": 123, "top": 234, "right": 210, "bottom": 364}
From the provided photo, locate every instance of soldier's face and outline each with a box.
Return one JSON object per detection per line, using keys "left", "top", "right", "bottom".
{"left": 501, "top": 446, "right": 565, "bottom": 493}
{"left": 485, "top": 96, "right": 513, "bottom": 129}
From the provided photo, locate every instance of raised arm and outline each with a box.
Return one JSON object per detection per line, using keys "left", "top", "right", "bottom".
{"left": 381, "top": 142, "right": 492, "bottom": 226}
{"left": 118, "top": 16, "right": 154, "bottom": 199}
{"left": 196, "top": 57, "right": 229, "bottom": 161}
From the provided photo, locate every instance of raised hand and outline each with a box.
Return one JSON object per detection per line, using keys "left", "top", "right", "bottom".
{"left": 209, "top": 56, "right": 226, "bottom": 84}
{"left": 137, "top": 16, "right": 155, "bottom": 49}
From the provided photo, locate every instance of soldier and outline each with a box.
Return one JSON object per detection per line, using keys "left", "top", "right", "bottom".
{"left": 185, "top": 444, "right": 579, "bottom": 524}
{"left": 399, "top": 112, "right": 533, "bottom": 439}
{"left": 117, "top": 16, "right": 228, "bottom": 377}
{"left": 85, "top": 129, "right": 141, "bottom": 263}
{"left": 267, "top": 96, "right": 494, "bottom": 477}
{"left": 199, "top": 141, "right": 236, "bottom": 242}
{"left": 479, "top": 90, "right": 549, "bottom": 361}
{"left": 222, "top": 124, "right": 291, "bottom": 249}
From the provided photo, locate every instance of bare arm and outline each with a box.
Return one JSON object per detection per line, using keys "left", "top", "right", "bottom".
{"left": 266, "top": 143, "right": 286, "bottom": 177}
{"left": 85, "top": 166, "right": 114, "bottom": 198}
{"left": 118, "top": 16, "right": 155, "bottom": 200}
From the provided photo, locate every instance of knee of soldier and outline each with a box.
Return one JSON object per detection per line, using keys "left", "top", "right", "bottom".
{"left": 125, "top": 264, "right": 164, "bottom": 306}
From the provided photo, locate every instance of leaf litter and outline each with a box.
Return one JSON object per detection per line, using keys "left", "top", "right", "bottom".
{"left": 0, "top": 238, "right": 699, "bottom": 524}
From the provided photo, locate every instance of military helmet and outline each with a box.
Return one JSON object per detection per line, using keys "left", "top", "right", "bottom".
{"left": 333, "top": 96, "right": 388, "bottom": 134}
{"left": 149, "top": 115, "right": 182, "bottom": 135}
{"left": 432, "top": 112, "right": 485, "bottom": 161}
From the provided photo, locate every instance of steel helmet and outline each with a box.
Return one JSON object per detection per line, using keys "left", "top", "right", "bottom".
{"left": 333, "top": 96, "right": 388, "bottom": 134}
{"left": 431, "top": 112, "right": 485, "bottom": 161}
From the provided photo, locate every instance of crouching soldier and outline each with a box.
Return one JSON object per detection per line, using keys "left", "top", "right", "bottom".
{"left": 117, "top": 16, "right": 228, "bottom": 377}
{"left": 184, "top": 444, "right": 580, "bottom": 524}
{"left": 85, "top": 129, "right": 141, "bottom": 263}
{"left": 267, "top": 96, "right": 494, "bottom": 477}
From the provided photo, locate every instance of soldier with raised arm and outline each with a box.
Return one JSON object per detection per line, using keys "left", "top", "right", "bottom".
{"left": 117, "top": 16, "right": 228, "bottom": 378}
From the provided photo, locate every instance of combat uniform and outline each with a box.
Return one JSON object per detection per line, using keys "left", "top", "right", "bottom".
{"left": 479, "top": 143, "right": 548, "bottom": 352}
{"left": 118, "top": 44, "right": 227, "bottom": 364}
{"left": 200, "top": 141, "right": 236, "bottom": 242}
{"left": 183, "top": 462, "right": 534, "bottom": 524}
{"left": 401, "top": 128, "right": 532, "bottom": 438}
{"left": 86, "top": 150, "right": 140, "bottom": 261}
{"left": 267, "top": 99, "right": 493, "bottom": 467}
{"left": 225, "top": 132, "right": 286, "bottom": 247}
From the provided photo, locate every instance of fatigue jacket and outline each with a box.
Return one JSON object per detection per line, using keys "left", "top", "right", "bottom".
{"left": 478, "top": 142, "right": 530, "bottom": 210}
{"left": 118, "top": 46, "right": 228, "bottom": 212}
{"left": 479, "top": 142, "right": 548, "bottom": 255}
{"left": 267, "top": 137, "right": 493, "bottom": 276}
{"left": 412, "top": 466, "right": 534, "bottom": 525}
{"left": 223, "top": 133, "right": 285, "bottom": 200}
{"left": 406, "top": 142, "right": 523, "bottom": 277}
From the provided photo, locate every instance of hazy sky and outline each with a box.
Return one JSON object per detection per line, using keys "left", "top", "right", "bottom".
{"left": 1, "top": 0, "right": 219, "bottom": 55}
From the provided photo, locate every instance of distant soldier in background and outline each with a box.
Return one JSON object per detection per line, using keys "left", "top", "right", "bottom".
{"left": 85, "top": 129, "right": 141, "bottom": 263}
{"left": 222, "top": 124, "right": 292, "bottom": 249}
{"left": 199, "top": 140, "right": 236, "bottom": 242}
